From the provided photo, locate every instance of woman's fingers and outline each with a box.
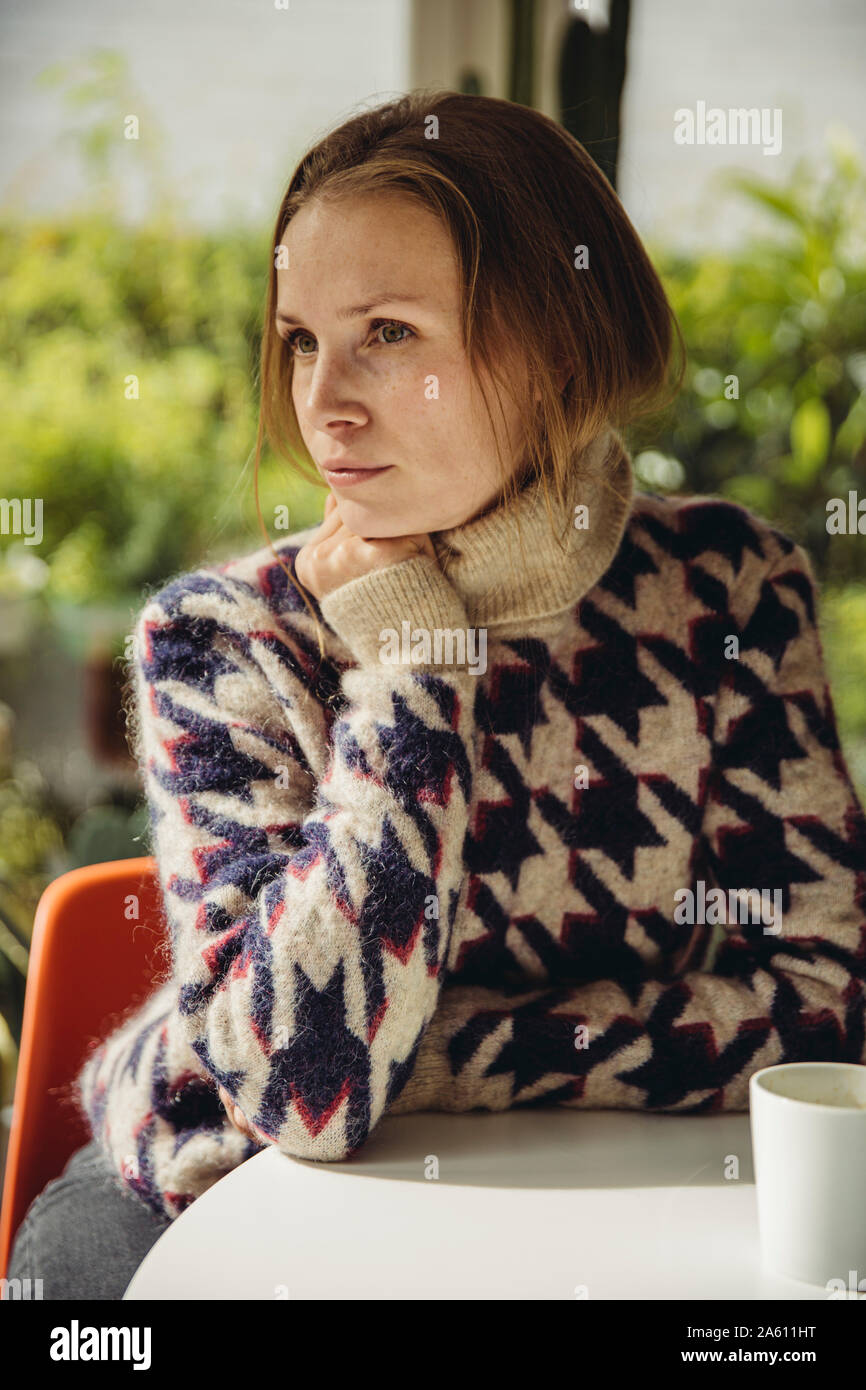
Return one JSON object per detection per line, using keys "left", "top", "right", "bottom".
{"left": 294, "top": 494, "right": 343, "bottom": 596}
{"left": 235, "top": 1108, "right": 253, "bottom": 1138}
{"left": 295, "top": 487, "right": 439, "bottom": 601}
{"left": 219, "top": 1084, "right": 248, "bottom": 1134}
{"left": 315, "top": 489, "right": 341, "bottom": 536}
{"left": 409, "top": 532, "right": 437, "bottom": 561}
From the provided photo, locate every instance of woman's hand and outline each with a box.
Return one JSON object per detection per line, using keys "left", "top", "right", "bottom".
{"left": 218, "top": 1084, "right": 262, "bottom": 1144}
{"left": 295, "top": 491, "right": 438, "bottom": 602}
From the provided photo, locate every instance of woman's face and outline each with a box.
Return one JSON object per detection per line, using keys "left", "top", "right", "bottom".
{"left": 276, "top": 191, "right": 528, "bottom": 538}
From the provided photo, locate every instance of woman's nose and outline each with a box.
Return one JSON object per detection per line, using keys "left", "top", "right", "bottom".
{"left": 302, "top": 361, "right": 369, "bottom": 432}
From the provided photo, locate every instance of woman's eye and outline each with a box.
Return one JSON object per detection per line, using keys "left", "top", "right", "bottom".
{"left": 283, "top": 319, "right": 414, "bottom": 356}
{"left": 285, "top": 330, "right": 316, "bottom": 356}
{"left": 372, "top": 319, "right": 414, "bottom": 346}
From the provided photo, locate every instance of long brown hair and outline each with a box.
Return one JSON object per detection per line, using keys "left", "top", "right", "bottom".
{"left": 252, "top": 87, "right": 685, "bottom": 658}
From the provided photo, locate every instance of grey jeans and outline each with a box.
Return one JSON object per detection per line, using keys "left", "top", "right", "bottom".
{"left": 4, "top": 1139, "right": 172, "bottom": 1300}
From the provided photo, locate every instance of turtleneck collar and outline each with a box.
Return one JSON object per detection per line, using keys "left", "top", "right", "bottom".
{"left": 429, "top": 427, "right": 634, "bottom": 629}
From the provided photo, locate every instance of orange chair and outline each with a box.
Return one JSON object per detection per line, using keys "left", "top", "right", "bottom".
{"left": 0, "top": 857, "right": 167, "bottom": 1279}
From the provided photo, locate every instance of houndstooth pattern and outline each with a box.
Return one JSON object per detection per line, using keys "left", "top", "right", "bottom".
{"left": 74, "top": 459, "right": 866, "bottom": 1220}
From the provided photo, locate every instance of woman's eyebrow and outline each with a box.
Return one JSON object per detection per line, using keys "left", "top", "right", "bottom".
{"left": 276, "top": 293, "right": 429, "bottom": 326}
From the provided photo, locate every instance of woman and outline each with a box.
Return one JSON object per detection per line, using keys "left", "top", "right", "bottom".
{"left": 8, "top": 89, "right": 865, "bottom": 1299}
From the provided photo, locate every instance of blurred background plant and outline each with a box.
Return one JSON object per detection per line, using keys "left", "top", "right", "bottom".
{"left": 633, "top": 128, "right": 866, "bottom": 585}
{"left": 1, "top": 48, "right": 864, "bottom": 1162}
{"left": 630, "top": 127, "right": 866, "bottom": 792}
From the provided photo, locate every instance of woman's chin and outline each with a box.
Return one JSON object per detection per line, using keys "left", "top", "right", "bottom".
{"left": 334, "top": 507, "right": 419, "bottom": 540}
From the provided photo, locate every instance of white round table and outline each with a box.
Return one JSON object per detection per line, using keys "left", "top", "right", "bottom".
{"left": 123, "top": 1109, "right": 840, "bottom": 1300}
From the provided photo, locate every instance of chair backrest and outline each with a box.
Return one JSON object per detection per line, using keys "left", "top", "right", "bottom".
{"left": 0, "top": 857, "right": 165, "bottom": 1280}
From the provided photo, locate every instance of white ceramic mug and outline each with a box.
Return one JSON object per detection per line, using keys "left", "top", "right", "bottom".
{"left": 749, "top": 1061, "right": 866, "bottom": 1289}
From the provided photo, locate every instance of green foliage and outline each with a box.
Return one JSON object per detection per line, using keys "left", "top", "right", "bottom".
{"left": 820, "top": 583, "right": 866, "bottom": 796}
{"left": 0, "top": 213, "right": 323, "bottom": 613}
{"left": 633, "top": 130, "right": 866, "bottom": 588}
{"left": 0, "top": 753, "right": 68, "bottom": 1049}
{"left": 0, "top": 746, "right": 150, "bottom": 1047}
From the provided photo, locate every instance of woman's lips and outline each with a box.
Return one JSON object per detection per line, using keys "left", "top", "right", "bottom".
{"left": 323, "top": 465, "right": 393, "bottom": 488}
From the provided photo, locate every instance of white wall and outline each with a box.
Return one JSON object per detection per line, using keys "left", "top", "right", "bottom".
{"left": 0, "top": 0, "right": 412, "bottom": 228}
{"left": 412, "top": 0, "right": 866, "bottom": 251}
{"left": 1, "top": 0, "right": 863, "bottom": 244}
{"left": 618, "top": 0, "right": 866, "bottom": 251}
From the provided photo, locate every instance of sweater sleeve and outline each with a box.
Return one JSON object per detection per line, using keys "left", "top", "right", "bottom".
{"left": 386, "top": 538, "right": 866, "bottom": 1117}
{"left": 74, "top": 979, "right": 261, "bottom": 1220}
{"left": 79, "top": 550, "right": 478, "bottom": 1199}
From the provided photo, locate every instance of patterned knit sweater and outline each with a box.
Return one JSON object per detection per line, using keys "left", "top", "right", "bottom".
{"left": 74, "top": 428, "right": 866, "bottom": 1221}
